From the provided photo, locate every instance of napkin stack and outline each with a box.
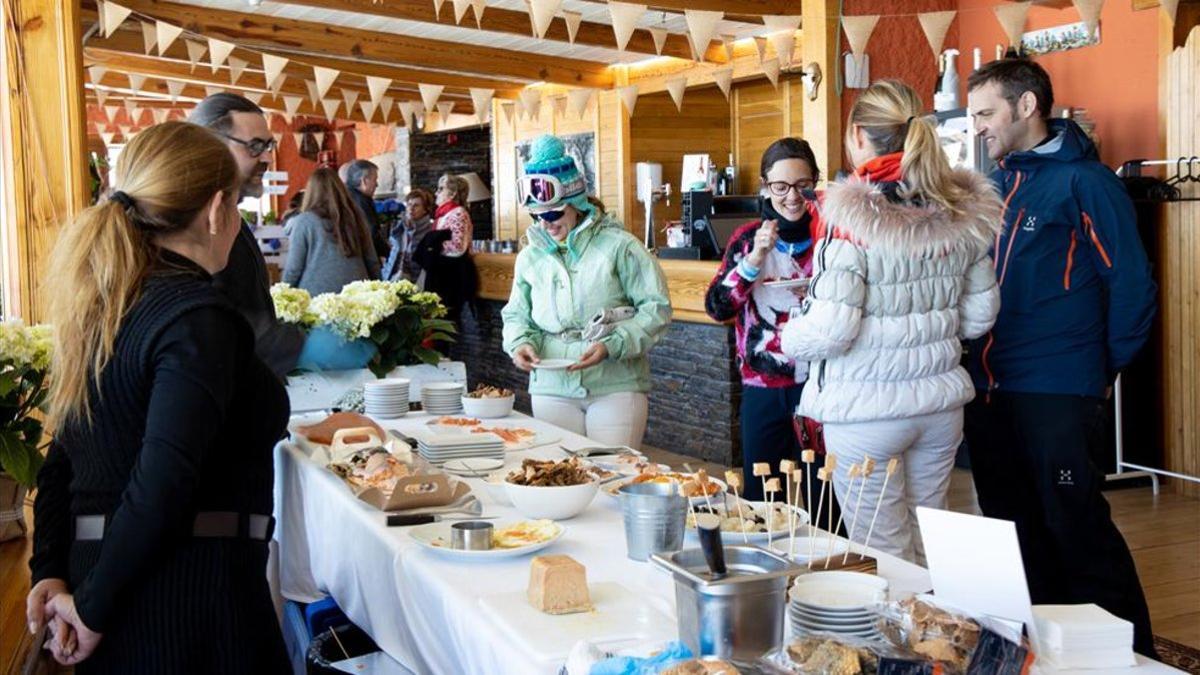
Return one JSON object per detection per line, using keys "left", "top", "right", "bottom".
{"left": 1033, "top": 604, "right": 1137, "bottom": 670}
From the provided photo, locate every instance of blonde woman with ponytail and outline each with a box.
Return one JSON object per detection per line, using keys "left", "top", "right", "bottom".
{"left": 779, "top": 80, "right": 1003, "bottom": 564}
{"left": 27, "top": 121, "right": 291, "bottom": 672}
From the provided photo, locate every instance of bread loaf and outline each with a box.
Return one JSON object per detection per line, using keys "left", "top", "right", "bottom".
{"left": 527, "top": 555, "right": 591, "bottom": 615}
{"left": 297, "top": 412, "right": 385, "bottom": 446}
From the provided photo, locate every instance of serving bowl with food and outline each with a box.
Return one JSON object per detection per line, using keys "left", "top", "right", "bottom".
{"left": 504, "top": 458, "right": 600, "bottom": 520}
{"left": 604, "top": 470, "right": 727, "bottom": 505}
{"left": 682, "top": 500, "right": 809, "bottom": 543}
{"left": 409, "top": 519, "right": 564, "bottom": 559}
{"left": 461, "top": 384, "right": 516, "bottom": 418}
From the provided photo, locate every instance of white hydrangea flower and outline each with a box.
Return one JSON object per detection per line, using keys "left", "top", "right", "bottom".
{"left": 0, "top": 320, "right": 52, "bottom": 371}
{"left": 270, "top": 283, "right": 315, "bottom": 325}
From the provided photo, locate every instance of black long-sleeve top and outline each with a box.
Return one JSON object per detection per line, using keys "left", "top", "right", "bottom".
{"left": 31, "top": 251, "right": 290, "bottom": 636}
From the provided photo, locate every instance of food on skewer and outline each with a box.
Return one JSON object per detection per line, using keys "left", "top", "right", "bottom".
{"left": 827, "top": 463, "right": 860, "bottom": 569}
{"left": 724, "top": 470, "right": 749, "bottom": 543}
{"left": 810, "top": 465, "right": 830, "bottom": 568}
{"left": 844, "top": 458, "right": 876, "bottom": 564}
{"left": 822, "top": 456, "right": 838, "bottom": 568}
{"left": 764, "top": 477, "right": 781, "bottom": 548}
{"left": 801, "top": 449, "right": 816, "bottom": 543}
{"left": 789, "top": 467, "right": 805, "bottom": 557}
{"left": 780, "top": 459, "right": 797, "bottom": 535}
{"left": 861, "top": 458, "right": 900, "bottom": 560}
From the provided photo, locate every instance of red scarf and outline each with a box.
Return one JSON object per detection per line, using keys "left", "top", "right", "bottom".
{"left": 854, "top": 152, "right": 904, "bottom": 183}
{"left": 434, "top": 200, "right": 458, "bottom": 221}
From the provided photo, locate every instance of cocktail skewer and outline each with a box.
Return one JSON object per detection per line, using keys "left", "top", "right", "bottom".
{"left": 809, "top": 463, "right": 830, "bottom": 568}
{"left": 827, "top": 462, "right": 860, "bottom": 569}
{"left": 779, "top": 459, "right": 797, "bottom": 537}
{"left": 801, "top": 450, "right": 816, "bottom": 542}
{"left": 844, "top": 458, "right": 875, "bottom": 564}
{"left": 764, "top": 477, "right": 781, "bottom": 550}
{"left": 724, "top": 470, "right": 748, "bottom": 542}
{"left": 860, "top": 458, "right": 899, "bottom": 560}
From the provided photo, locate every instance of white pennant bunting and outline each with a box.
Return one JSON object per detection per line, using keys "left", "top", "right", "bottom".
{"left": 292, "top": 132, "right": 305, "bottom": 149}
{"left": 1161, "top": 0, "right": 1180, "bottom": 22}
{"left": 366, "top": 76, "right": 391, "bottom": 106}
{"left": 282, "top": 95, "right": 303, "bottom": 123}
{"left": 208, "top": 38, "right": 235, "bottom": 73}
{"left": 245, "top": 91, "right": 265, "bottom": 106}
{"left": 753, "top": 36, "right": 768, "bottom": 63}
{"left": 262, "top": 54, "right": 290, "bottom": 91}
{"left": 992, "top": 3, "right": 1029, "bottom": 47}
{"left": 184, "top": 40, "right": 208, "bottom": 72}
{"left": 452, "top": 0, "right": 472, "bottom": 24}
{"left": 95, "top": 90, "right": 109, "bottom": 106}
{"left": 139, "top": 21, "right": 157, "bottom": 55}
{"left": 437, "top": 101, "right": 455, "bottom": 121}
{"left": 341, "top": 88, "right": 360, "bottom": 116}
{"left": 648, "top": 27, "right": 668, "bottom": 55}
{"left": 713, "top": 67, "right": 733, "bottom": 100}
{"left": 841, "top": 15, "right": 881, "bottom": 57}
{"left": 156, "top": 20, "right": 184, "bottom": 55}
{"left": 500, "top": 101, "right": 515, "bottom": 125}
{"left": 665, "top": 75, "right": 687, "bottom": 112}
{"left": 562, "top": 10, "right": 583, "bottom": 44}
{"left": 684, "top": 10, "right": 722, "bottom": 62}
{"left": 513, "top": 97, "right": 525, "bottom": 120}
{"left": 100, "top": 132, "right": 116, "bottom": 146}
{"left": 127, "top": 73, "right": 146, "bottom": 93}
{"left": 123, "top": 100, "right": 140, "bottom": 123}
{"left": 398, "top": 100, "right": 416, "bottom": 128}
{"left": 314, "top": 132, "right": 325, "bottom": 148}
{"left": 433, "top": 0, "right": 446, "bottom": 20}
{"left": 518, "top": 88, "right": 541, "bottom": 121}
{"left": 118, "top": 124, "right": 131, "bottom": 138}
{"left": 152, "top": 108, "right": 169, "bottom": 124}
{"left": 608, "top": 2, "right": 646, "bottom": 52}
{"left": 721, "top": 34, "right": 737, "bottom": 62}
{"left": 471, "top": 0, "right": 487, "bottom": 28}
{"left": 617, "top": 84, "right": 639, "bottom": 116}
{"left": 768, "top": 30, "right": 796, "bottom": 67}
{"left": 313, "top": 66, "right": 339, "bottom": 99}
{"left": 204, "top": 85, "right": 225, "bottom": 97}
{"left": 227, "top": 56, "right": 248, "bottom": 85}
{"left": 104, "top": 105, "right": 121, "bottom": 124}
{"left": 469, "top": 88, "right": 494, "bottom": 125}
{"left": 412, "top": 100, "right": 427, "bottom": 120}
{"left": 360, "top": 100, "right": 378, "bottom": 123}
{"left": 381, "top": 96, "right": 395, "bottom": 121}
{"left": 917, "top": 11, "right": 956, "bottom": 60}
{"left": 101, "top": 1, "right": 132, "bottom": 38}
{"left": 550, "top": 95, "right": 567, "bottom": 117}
{"left": 1072, "top": 0, "right": 1104, "bottom": 37}
{"left": 88, "top": 66, "right": 107, "bottom": 85}
{"left": 419, "top": 84, "right": 444, "bottom": 114}
{"left": 527, "top": 0, "right": 562, "bottom": 39}
{"left": 762, "top": 58, "right": 781, "bottom": 89}
{"left": 166, "top": 80, "right": 185, "bottom": 103}
{"left": 567, "top": 88, "right": 592, "bottom": 119}
{"left": 304, "top": 80, "right": 320, "bottom": 105}
{"left": 321, "top": 98, "right": 340, "bottom": 120}
{"left": 333, "top": 130, "right": 345, "bottom": 147}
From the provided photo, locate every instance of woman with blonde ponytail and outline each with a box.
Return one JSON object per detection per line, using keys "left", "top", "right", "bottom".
{"left": 27, "top": 121, "right": 291, "bottom": 673}
{"left": 780, "top": 80, "right": 1004, "bottom": 564}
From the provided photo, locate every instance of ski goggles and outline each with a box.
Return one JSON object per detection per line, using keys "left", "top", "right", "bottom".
{"left": 519, "top": 174, "right": 566, "bottom": 209}
{"left": 532, "top": 209, "right": 566, "bottom": 223}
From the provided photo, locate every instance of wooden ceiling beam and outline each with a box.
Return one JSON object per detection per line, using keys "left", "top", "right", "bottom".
{"left": 270, "top": 0, "right": 728, "bottom": 63}
{"left": 80, "top": 0, "right": 613, "bottom": 88}
{"left": 83, "top": 12, "right": 526, "bottom": 97}
{"left": 84, "top": 43, "right": 478, "bottom": 111}
{"left": 576, "top": 0, "right": 772, "bottom": 24}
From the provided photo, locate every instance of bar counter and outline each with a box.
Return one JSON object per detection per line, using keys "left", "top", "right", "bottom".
{"left": 456, "top": 253, "right": 743, "bottom": 465}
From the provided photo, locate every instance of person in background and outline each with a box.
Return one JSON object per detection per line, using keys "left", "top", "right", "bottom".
{"left": 501, "top": 134, "right": 672, "bottom": 449}
{"left": 414, "top": 173, "right": 478, "bottom": 332}
{"left": 280, "top": 190, "right": 305, "bottom": 232}
{"left": 704, "top": 138, "right": 823, "bottom": 502}
{"left": 965, "top": 59, "right": 1157, "bottom": 654}
{"left": 283, "top": 168, "right": 380, "bottom": 295}
{"left": 382, "top": 188, "right": 434, "bottom": 282}
{"left": 27, "top": 122, "right": 290, "bottom": 672}
{"left": 344, "top": 159, "right": 387, "bottom": 260}
{"left": 780, "top": 80, "right": 1003, "bottom": 564}
{"left": 188, "top": 93, "right": 304, "bottom": 379}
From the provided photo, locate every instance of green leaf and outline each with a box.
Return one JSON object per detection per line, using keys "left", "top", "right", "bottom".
{"left": 371, "top": 325, "right": 390, "bottom": 344}
{"left": 426, "top": 332, "right": 456, "bottom": 343}
{"left": 0, "top": 430, "right": 37, "bottom": 487}
{"left": 413, "top": 346, "right": 443, "bottom": 365}
{"left": 0, "top": 370, "right": 20, "bottom": 399}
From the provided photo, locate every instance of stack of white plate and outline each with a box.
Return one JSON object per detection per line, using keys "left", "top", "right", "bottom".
{"left": 421, "top": 382, "right": 465, "bottom": 415}
{"left": 413, "top": 429, "right": 505, "bottom": 465}
{"left": 363, "top": 378, "right": 410, "bottom": 418}
{"left": 788, "top": 571, "right": 888, "bottom": 641}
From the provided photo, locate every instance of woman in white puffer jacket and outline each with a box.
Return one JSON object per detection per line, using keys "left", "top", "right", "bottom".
{"left": 780, "top": 80, "right": 1002, "bottom": 564}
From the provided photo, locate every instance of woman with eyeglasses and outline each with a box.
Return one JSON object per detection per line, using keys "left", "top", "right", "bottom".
{"left": 704, "top": 138, "right": 825, "bottom": 500}
{"left": 413, "top": 174, "right": 478, "bottom": 339}
{"left": 779, "top": 80, "right": 1003, "bottom": 563}
{"left": 501, "top": 135, "right": 671, "bottom": 449}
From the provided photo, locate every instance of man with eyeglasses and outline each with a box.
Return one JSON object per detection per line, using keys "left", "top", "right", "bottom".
{"left": 190, "top": 93, "right": 304, "bottom": 379}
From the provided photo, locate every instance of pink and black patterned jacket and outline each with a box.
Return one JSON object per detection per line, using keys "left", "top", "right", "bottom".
{"left": 704, "top": 201, "right": 820, "bottom": 388}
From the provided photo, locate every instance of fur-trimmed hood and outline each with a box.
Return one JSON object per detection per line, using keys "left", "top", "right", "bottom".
{"left": 821, "top": 168, "right": 1003, "bottom": 257}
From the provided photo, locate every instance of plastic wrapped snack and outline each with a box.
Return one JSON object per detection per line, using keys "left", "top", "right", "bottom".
{"left": 761, "top": 633, "right": 941, "bottom": 675}
{"left": 877, "top": 598, "right": 1032, "bottom": 675}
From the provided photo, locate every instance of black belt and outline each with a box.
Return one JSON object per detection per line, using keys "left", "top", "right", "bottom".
{"left": 74, "top": 512, "right": 274, "bottom": 542}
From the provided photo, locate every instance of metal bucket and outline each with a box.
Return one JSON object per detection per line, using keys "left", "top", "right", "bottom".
{"left": 652, "top": 545, "right": 802, "bottom": 661}
{"left": 618, "top": 481, "right": 686, "bottom": 561}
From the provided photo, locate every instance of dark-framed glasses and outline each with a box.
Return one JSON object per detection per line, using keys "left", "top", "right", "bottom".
{"left": 218, "top": 132, "right": 277, "bottom": 158}
{"left": 533, "top": 209, "right": 566, "bottom": 223}
{"left": 765, "top": 179, "right": 816, "bottom": 196}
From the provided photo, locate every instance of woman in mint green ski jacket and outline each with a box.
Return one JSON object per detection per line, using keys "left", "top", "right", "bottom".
{"left": 501, "top": 135, "right": 671, "bottom": 449}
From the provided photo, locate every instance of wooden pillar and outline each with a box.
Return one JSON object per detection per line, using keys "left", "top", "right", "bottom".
{"left": 801, "top": 0, "right": 842, "bottom": 182}
{"left": 0, "top": 0, "right": 90, "bottom": 321}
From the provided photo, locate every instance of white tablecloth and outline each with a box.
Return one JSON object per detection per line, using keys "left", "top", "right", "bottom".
{"left": 273, "top": 411, "right": 1180, "bottom": 675}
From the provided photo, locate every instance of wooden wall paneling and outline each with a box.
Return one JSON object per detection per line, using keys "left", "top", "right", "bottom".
{"left": 1, "top": 0, "right": 90, "bottom": 321}
{"left": 802, "top": 0, "right": 843, "bottom": 182}
{"left": 735, "top": 79, "right": 785, "bottom": 194}
{"left": 1162, "top": 26, "right": 1200, "bottom": 496}
{"left": 628, "top": 88, "right": 732, "bottom": 246}
{"left": 788, "top": 80, "right": 805, "bottom": 139}
{"left": 597, "top": 89, "right": 627, "bottom": 237}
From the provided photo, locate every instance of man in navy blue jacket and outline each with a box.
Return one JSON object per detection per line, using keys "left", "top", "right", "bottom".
{"left": 965, "top": 59, "right": 1157, "bottom": 656}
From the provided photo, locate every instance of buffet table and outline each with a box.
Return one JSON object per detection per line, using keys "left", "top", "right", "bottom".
{"left": 273, "top": 411, "right": 1180, "bottom": 675}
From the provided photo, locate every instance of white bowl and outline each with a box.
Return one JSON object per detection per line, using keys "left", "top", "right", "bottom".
{"left": 483, "top": 471, "right": 514, "bottom": 506}
{"left": 504, "top": 479, "right": 599, "bottom": 520}
{"left": 461, "top": 394, "right": 515, "bottom": 418}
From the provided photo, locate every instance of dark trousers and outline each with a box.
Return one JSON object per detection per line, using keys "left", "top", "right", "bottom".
{"left": 965, "top": 393, "right": 1156, "bottom": 657}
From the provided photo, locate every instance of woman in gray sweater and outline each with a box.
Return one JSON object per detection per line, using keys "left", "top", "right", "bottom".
{"left": 283, "top": 168, "right": 380, "bottom": 294}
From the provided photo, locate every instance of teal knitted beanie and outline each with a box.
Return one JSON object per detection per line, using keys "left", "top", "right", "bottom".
{"left": 522, "top": 134, "right": 590, "bottom": 213}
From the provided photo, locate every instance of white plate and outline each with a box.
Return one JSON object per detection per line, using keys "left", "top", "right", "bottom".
{"left": 408, "top": 520, "right": 564, "bottom": 559}
{"left": 789, "top": 571, "right": 888, "bottom": 610}
{"left": 762, "top": 277, "right": 810, "bottom": 289}
{"left": 683, "top": 501, "right": 810, "bottom": 543}
{"left": 532, "top": 358, "right": 575, "bottom": 370}
{"left": 442, "top": 458, "right": 505, "bottom": 475}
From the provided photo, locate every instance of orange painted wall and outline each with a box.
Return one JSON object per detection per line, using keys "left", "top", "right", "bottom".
{"left": 270, "top": 115, "right": 364, "bottom": 209}
{"left": 954, "top": 0, "right": 1159, "bottom": 167}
